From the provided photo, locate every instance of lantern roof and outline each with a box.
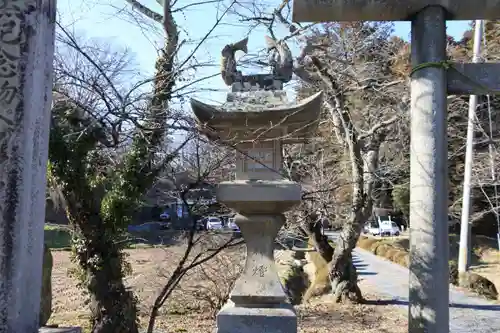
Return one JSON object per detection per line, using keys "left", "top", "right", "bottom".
{"left": 190, "top": 91, "right": 322, "bottom": 143}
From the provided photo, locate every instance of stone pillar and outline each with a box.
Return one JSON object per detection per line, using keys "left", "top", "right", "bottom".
{"left": 218, "top": 214, "right": 297, "bottom": 333}
{"left": 229, "top": 214, "right": 287, "bottom": 305}
{"left": 408, "top": 7, "right": 449, "bottom": 333}
{"left": 216, "top": 180, "right": 301, "bottom": 333}
{"left": 0, "top": 1, "right": 57, "bottom": 332}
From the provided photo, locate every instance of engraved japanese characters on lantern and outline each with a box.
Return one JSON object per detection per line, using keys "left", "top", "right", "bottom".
{"left": 236, "top": 140, "right": 282, "bottom": 181}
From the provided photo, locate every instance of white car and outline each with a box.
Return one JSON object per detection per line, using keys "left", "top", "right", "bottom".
{"left": 368, "top": 220, "right": 400, "bottom": 236}
{"left": 227, "top": 217, "right": 242, "bottom": 237}
{"left": 206, "top": 217, "right": 223, "bottom": 230}
{"left": 227, "top": 217, "right": 240, "bottom": 230}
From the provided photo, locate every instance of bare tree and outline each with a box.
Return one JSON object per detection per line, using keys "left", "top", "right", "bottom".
{"left": 296, "top": 24, "right": 407, "bottom": 302}
{"left": 232, "top": 1, "right": 408, "bottom": 302}
{"left": 143, "top": 132, "right": 242, "bottom": 333}
{"left": 48, "top": 0, "right": 240, "bottom": 331}
{"left": 178, "top": 250, "right": 244, "bottom": 318}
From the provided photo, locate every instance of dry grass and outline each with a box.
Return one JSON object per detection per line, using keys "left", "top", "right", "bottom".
{"left": 49, "top": 245, "right": 409, "bottom": 332}
{"left": 297, "top": 294, "right": 407, "bottom": 333}
{"left": 469, "top": 248, "right": 500, "bottom": 296}
{"left": 302, "top": 250, "right": 331, "bottom": 301}
{"left": 357, "top": 237, "right": 380, "bottom": 250}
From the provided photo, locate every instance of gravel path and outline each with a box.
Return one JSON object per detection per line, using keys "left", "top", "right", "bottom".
{"left": 353, "top": 248, "right": 500, "bottom": 333}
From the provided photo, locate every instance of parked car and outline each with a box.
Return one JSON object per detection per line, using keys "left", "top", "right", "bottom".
{"left": 159, "top": 211, "right": 170, "bottom": 220}
{"left": 127, "top": 221, "right": 170, "bottom": 233}
{"left": 227, "top": 217, "right": 236, "bottom": 228}
{"left": 367, "top": 219, "right": 400, "bottom": 236}
{"left": 195, "top": 218, "right": 206, "bottom": 230}
{"left": 206, "top": 217, "right": 224, "bottom": 231}
{"left": 227, "top": 217, "right": 241, "bottom": 237}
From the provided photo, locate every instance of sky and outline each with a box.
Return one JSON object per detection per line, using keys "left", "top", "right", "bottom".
{"left": 55, "top": 0, "right": 471, "bottom": 146}
{"left": 57, "top": 0, "right": 472, "bottom": 105}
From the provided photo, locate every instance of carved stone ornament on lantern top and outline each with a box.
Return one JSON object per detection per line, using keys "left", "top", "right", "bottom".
{"left": 190, "top": 35, "right": 322, "bottom": 333}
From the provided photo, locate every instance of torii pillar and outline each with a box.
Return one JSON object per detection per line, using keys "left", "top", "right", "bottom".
{"left": 292, "top": 1, "right": 500, "bottom": 332}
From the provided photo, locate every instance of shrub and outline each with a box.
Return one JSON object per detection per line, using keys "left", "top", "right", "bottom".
{"left": 449, "top": 260, "right": 497, "bottom": 299}
{"left": 375, "top": 244, "right": 391, "bottom": 257}
{"left": 449, "top": 260, "right": 458, "bottom": 285}
{"left": 369, "top": 241, "right": 383, "bottom": 253}
{"left": 177, "top": 250, "right": 244, "bottom": 318}
{"left": 364, "top": 240, "right": 498, "bottom": 301}
{"left": 358, "top": 235, "right": 368, "bottom": 243}
{"left": 357, "top": 237, "right": 380, "bottom": 250}
{"left": 44, "top": 224, "right": 72, "bottom": 249}
{"left": 392, "top": 183, "right": 410, "bottom": 217}
{"left": 384, "top": 248, "right": 400, "bottom": 261}
{"left": 393, "top": 252, "right": 410, "bottom": 267}
{"left": 282, "top": 264, "right": 310, "bottom": 305}
{"left": 391, "top": 239, "right": 409, "bottom": 251}
{"left": 464, "top": 273, "right": 498, "bottom": 300}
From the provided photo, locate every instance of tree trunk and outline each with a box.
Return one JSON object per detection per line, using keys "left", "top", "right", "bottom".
{"left": 327, "top": 143, "right": 378, "bottom": 303}
{"left": 85, "top": 241, "right": 139, "bottom": 333}
{"left": 69, "top": 207, "right": 139, "bottom": 333}
{"left": 300, "top": 211, "right": 364, "bottom": 302}
{"left": 90, "top": 265, "right": 138, "bottom": 333}
{"left": 88, "top": 258, "right": 139, "bottom": 333}
{"left": 329, "top": 224, "right": 363, "bottom": 303}
{"left": 301, "top": 212, "right": 334, "bottom": 262}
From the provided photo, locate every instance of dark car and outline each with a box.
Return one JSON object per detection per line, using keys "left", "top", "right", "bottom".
{"left": 195, "top": 218, "right": 207, "bottom": 231}
{"left": 159, "top": 211, "right": 171, "bottom": 221}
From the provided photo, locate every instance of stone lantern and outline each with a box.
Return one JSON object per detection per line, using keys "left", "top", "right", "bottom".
{"left": 190, "top": 37, "right": 322, "bottom": 333}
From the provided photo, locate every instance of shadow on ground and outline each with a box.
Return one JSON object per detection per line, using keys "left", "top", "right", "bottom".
{"left": 354, "top": 260, "right": 377, "bottom": 276}
{"left": 363, "top": 299, "right": 500, "bottom": 311}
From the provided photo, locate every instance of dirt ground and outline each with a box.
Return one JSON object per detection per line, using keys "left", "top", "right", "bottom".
{"left": 49, "top": 246, "right": 407, "bottom": 333}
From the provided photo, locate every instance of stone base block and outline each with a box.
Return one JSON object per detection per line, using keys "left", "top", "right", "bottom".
{"left": 217, "top": 180, "right": 301, "bottom": 214}
{"left": 39, "top": 327, "right": 82, "bottom": 333}
{"left": 216, "top": 302, "right": 297, "bottom": 333}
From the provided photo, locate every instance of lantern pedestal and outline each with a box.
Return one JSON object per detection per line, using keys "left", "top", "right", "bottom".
{"left": 216, "top": 181, "right": 301, "bottom": 333}
{"left": 217, "top": 302, "right": 296, "bottom": 333}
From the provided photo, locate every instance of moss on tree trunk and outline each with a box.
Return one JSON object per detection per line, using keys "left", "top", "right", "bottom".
{"left": 69, "top": 210, "right": 139, "bottom": 333}
{"left": 329, "top": 237, "right": 363, "bottom": 303}
{"left": 301, "top": 212, "right": 363, "bottom": 303}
